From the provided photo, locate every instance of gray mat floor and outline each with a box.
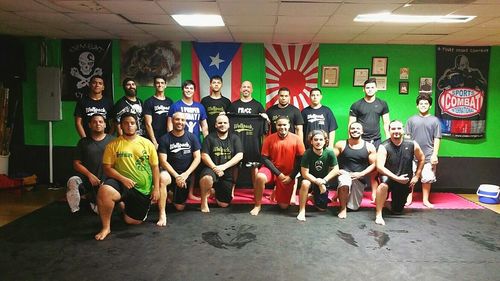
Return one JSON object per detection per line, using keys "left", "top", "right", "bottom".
{"left": 0, "top": 202, "right": 499, "bottom": 281}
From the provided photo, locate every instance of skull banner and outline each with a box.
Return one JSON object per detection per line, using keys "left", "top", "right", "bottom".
{"left": 62, "top": 40, "right": 112, "bottom": 101}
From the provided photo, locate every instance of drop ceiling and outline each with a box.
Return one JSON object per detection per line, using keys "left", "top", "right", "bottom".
{"left": 1, "top": 0, "right": 500, "bottom": 45}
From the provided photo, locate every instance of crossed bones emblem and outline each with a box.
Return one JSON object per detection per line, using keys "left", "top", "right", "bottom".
{"left": 70, "top": 67, "right": 103, "bottom": 89}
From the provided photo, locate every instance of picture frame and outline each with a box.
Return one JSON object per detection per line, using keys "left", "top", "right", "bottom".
{"left": 353, "top": 68, "right": 370, "bottom": 87}
{"left": 321, "top": 65, "right": 339, "bottom": 87}
{"left": 399, "top": 81, "right": 409, "bottom": 95}
{"left": 399, "top": 67, "right": 409, "bottom": 80}
{"left": 419, "top": 77, "right": 433, "bottom": 94}
{"left": 371, "top": 57, "right": 388, "bottom": 76}
{"left": 370, "top": 76, "right": 387, "bottom": 90}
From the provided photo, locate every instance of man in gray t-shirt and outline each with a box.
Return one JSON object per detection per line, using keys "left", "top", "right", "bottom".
{"left": 405, "top": 94, "right": 441, "bottom": 208}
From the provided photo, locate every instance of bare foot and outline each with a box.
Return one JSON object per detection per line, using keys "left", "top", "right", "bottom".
{"left": 423, "top": 201, "right": 434, "bottom": 208}
{"left": 95, "top": 228, "right": 111, "bottom": 241}
{"left": 156, "top": 213, "right": 167, "bottom": 227}
{"left": 375, "top": 216, "right": 385, "bottom": 226}
{"left": 290, "top": 195, "right": 297, "bottom": 206}
{"left": 250, "top": 206, "right": 261, "bottom": 216}
{"left": 189, "top": 193, "right": 201, "bottom": 201}
{"left": 201, "top": 204, "right": 210, "bottom": 213}
{"left": 370, "top": 193, "right": 376, "bottom": 204}
{"left": 338, "top": 208, "right": 347, "bottom": 219}
{"left": 297, "top": 211, "right": 306, "bottom": 221}
{"left": 405, "top": 193, "right": 413, "bottom": 206}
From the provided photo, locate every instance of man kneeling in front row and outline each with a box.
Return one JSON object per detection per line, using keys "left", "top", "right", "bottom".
{"left": 95, "top": 112, "right": 160, "bottom": 240}
{"left": 375, "top": 120, "right": 424, "bottom": 226}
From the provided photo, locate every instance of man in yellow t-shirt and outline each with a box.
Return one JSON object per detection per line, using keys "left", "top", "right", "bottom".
{"left": 95, "top": 112, "right": 160, "bottom": 241}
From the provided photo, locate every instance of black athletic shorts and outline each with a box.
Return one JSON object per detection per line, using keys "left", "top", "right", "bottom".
{"left": 379, "top": 175, "right": 410, "bottom": 213}
{"left": 167, "top": 178, "right": 192, "bottom": 205}
{"left": 104, "top": 178, "right": 151, "bottom": 221}
{"left": 199, "top": 167, "right": 234, "bottom": 204}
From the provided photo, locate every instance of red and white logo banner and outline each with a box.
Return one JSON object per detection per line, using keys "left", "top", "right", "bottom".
{"left": 265, "top": 44, "right": 319, "bottom": 110}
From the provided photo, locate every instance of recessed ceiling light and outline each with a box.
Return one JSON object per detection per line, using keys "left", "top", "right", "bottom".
{"left": 354, "top": 13, "right": 475, "bottom": 23}
{"left": 172, "top": 14, "right": 225, "bottom": 27}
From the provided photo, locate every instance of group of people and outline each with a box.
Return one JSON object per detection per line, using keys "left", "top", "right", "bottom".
{"left": 67, "top": 74, "right": 441, "bottom": 241}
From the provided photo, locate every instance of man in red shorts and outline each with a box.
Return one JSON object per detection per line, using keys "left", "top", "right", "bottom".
{"left": 250, "top": 116, "right": 305, "bottom": 216}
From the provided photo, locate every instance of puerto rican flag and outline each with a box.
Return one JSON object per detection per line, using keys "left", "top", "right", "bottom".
{"left": 265, "top": 44, "right": 319, "bottom": 110}
{"left": 192, "top": 42, "right": 242, "bottom": 102}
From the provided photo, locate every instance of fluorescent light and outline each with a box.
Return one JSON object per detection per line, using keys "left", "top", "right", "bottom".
{"left": 354, "top": 13, "right": 475, "bottom": 24}
{"left": 172, "top": 14, "right": 224, "bottom": 27}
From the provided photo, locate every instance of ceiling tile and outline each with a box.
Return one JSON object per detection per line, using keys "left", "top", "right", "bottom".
{"left": 223, "top": 15, "right": 276, "bottom": 26}
{"left": 157, "top": 1, "right": 220, "bottom": 14}
{"left": 15, "top": 11, "right": 78, "bottom": 24}
{"left": 278, "top": 3, "right": 339, "bottom": 16}
{"left": 393, "top": 4, "right": 467, "bottom": 15}
{"left": 121, "top": 14, "right": 177, "bottom": 25}
{"left": 218, "top": 1, "right": 278, "bottom": 16}
{"left": 277, "top": 16, "right": 328, "bottom": 26}
{"left": 97, "top": 0, "right": 164, "bottom": 15}
{"left": 0, "top": 0, "right": 55, "bottom": 12}
{"left": 67, "top": 12, "right": 128, "bottom": 24}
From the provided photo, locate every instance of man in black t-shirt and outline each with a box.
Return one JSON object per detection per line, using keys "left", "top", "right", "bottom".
{"left": 73, "top": 75, "right": 114, "bottom": 138}
{"left": 200, "top": 115, "right": 243, "bottom": 213}
{"left": 266, "top": 87, "right": 304, "bottom": 141}
{"left": 67, "top": 114, "right": 114, "bottom": 214}
{"left": 201, "top": 75, "right": 231, "bottom": 134}
{"left": 301, "top": 88, "right": 337, "bottom": 149}
{"left": 114, "top": 78, "right": 145, "bottom": 136}
{"left": 158, "top": 112, "right": 201, "bottom": 215}
{"left": 349, "top": 78, "right": 390, "bottom": 203}
{"left": 144, "top": 75, "right": 173, "bottom": 149}
{"left": 375, "top": 120, "right": 424, "bottom": 226}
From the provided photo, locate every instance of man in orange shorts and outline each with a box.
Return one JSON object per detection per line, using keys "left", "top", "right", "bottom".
{"left": 250, "top": 116, "right": 305, "bottom": 216}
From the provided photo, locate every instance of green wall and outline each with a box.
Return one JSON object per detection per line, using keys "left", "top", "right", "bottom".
{"left": 22, "top": 39, "right": 500, "bottom": 158}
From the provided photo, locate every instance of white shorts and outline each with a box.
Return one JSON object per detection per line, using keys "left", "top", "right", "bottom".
{"left": 338, "top": 173, "right": 366, "bottom": 210}
{"left": 413, "top": 161, "right": 436, "bottom": 184}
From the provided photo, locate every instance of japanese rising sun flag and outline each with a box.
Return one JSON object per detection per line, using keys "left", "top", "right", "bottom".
{"left": 192, "top": 42, "right": 242, "bottom": 102}
{"left": 265, "top": 44, "right": 319, "bottom": 110}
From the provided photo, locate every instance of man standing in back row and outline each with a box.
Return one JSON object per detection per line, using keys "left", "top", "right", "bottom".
{"left": 201, "top": 75, "right": 231, "bottom": 134}
{"left": 114, "top": 78, "right": 145, "bottom": 136}
{"left": 301, "top": 87, "right": 337, "bottom": 149}
{"left": 405, "top": 94, "right": 441, "bottom": 208}
{"left": 266, "top": 87, "right": 304, "bottom": 141}
{"left": 143, "top": 75, "right": 173, "bottom": 149}
{"left": 349, "top": 78, "right": 390, "bottom": 202}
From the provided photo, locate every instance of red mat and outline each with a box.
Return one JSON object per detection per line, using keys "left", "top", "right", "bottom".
{"left": 187, "top": 189, "right": 484, "bottom": 210}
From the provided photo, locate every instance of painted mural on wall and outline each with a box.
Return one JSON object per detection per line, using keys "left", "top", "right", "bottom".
{"left": 121, "top": 41, "right": 181, "bottom": 87}
{"left": 435, "top": 45, "right": 490, "bottom": 138}
{"left": 62, "top": 40, "right": 112, "bottom": 101}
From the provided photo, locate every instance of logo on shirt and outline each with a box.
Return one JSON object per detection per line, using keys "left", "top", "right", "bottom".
{"left": 206, "top": 106, "right": 224, "bottom": 115}
{"left": 238, "top": 108, "right": 253, "bottom": 114}
{"left": 213, "top": 146, "right": 232, "bottom": 159}
{"left": 307, "top": 113, "right": 326, "bottom": 125}
{"left": 170, "top": 142, "right": 192, "bottom": 154}
{"left": 234, "top": 123, "right": 254, "bottom": 135}
{"left": 314, "top": 160, "right": 324, "bottom": 172}
{"left": 85, "top": 106, "right": 107, "bottom": 117}
{"left": 154, "top": 105, "right": 170, "bottom": 115}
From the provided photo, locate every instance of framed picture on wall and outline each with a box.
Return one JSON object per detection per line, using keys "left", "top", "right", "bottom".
{"left": 371, "top": 57, "right": 388, "bottom": 76}
{"left": 400, "top": 67, "right": 409, "bottom": 80}
{"left": 399, "top": 81, "right": 409, "bottom": 95}
{"left": 353, "top": 68, "right": 369, "bottom": 86}
{"left": 419, "top": 77, "right": 433, "bottom": 94}
{"left": 321, "top": 65, "right": 339, "bottom": 87}
{"left": 370, "top": 76, "right": 387, "bottom": 90}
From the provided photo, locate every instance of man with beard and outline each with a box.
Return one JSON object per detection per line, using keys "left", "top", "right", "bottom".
{"left": 301, "top": 88, "right": 338, "bottom": 149}
{"left": 297, "top": 130, "right": 339, "bottom": 221}
{"left": 266, "top": 87, "right": 304, "bottom": 141}
{"left": 95, "top": 112, "right": 160, "bottom": 240}
{"left": 251, "top": 116, "right": 305, "bottom": 216}
{"left": 199, "top": 115, "right": 243, "bottom": 213}
{"left": 405, "top": 94, "right": 441, "bottom": 208}
{"left": 349, "top": 78, "right": 390, "bottom": 203}
{"left": 67, "top": 114, "right": 115, "bottom": 214}
{"left": 158, "top": 112, "right": 201, "bottom": 214}
{"left": 167, "top": 80, "right": 209, "bottom": 201}
{"left": 375, "top": 120, "right": 425, "bottom": 226}
{"left": 201, "top": 75, "right": 231, "bottom": 134}
{"left": 144, "top": 75, "right": 173, "bottom": 149}
{"left": 74, "top": 75, "right": 114, "bottom": 138}
{"left": 114, "top": 78, "right": 145, "bottom": 136}
{"left": 334, "top": 122, "right": 376, "bottom": 219}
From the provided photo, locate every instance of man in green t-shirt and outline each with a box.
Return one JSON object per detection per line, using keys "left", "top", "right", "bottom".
{"left": 297, "top": 130, "right": 339, "bottom": 221}
{"left": 95, "top": 112, "right": 160, "bottom": 241}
